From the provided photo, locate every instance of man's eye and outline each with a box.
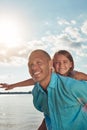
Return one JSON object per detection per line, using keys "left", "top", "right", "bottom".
{"left": 29, "top": 64, "right": 33, "bottom": 68}
{"left": 64, "top": 61, "right": 67, "bottom": 63}
{"left": 37, "top": 62, "right": 42, "bottom": 65}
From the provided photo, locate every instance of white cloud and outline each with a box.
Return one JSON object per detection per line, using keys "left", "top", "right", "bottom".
{"left": 57, "top": 18, "right": 76, "bottom": 26}
{"left": 71, "top": 20, "right": 76, "bottom": 25}
{"left": 0, "top": 18, "right": 87, "bottom": 67}
{"left": 0, "top": 31, "right": 85, "bottom": 65}
{"left": 64, "top": 26, "right": 84, "bottom": 42}
{"left": 57, "top": 18, "right": 70, "bottom": 25}
{"left": 81, "top": 21, "right": 87, "bottom": 35}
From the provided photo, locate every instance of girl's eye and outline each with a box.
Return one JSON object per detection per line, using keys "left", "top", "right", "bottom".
{"left": 55, "top": 62, "right": 59, "bottom": 64}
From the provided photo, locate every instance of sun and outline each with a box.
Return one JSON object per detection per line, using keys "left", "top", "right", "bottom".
{"left": 0, "top": 17, "right": 22, "bottom": 47}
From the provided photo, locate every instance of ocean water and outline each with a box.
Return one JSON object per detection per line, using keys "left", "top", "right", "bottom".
{"left": 0, "top": 94, "right": 43, "bottom": 130}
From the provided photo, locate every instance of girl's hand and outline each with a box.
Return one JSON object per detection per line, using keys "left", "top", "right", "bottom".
{"left": 0, "top": 83, "right": 13, "bottom": 90}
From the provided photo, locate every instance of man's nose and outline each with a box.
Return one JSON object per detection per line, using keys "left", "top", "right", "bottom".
{"left": 31, "top": 64, "right": 38, "bottom": 70}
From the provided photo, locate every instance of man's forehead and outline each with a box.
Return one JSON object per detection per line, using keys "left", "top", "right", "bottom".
{"left": 29, "top": 51, "right": 45, "bottom": 59}
{"left": 28, "top": 50, "right": 51, "bottom": 63}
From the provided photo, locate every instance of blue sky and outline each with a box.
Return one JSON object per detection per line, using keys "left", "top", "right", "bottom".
{"left": 0, "top": 0, "right": 87, "bottom": 92}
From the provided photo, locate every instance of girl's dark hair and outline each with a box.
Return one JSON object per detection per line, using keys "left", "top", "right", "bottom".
{"left": 53, "top": 50, "right": 74, "bottom": 71}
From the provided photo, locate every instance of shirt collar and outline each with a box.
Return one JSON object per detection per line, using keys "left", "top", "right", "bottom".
{"left": 36, "top": 72, "right": 58, "bottom": 91}
{"left": 47, "top": 72, "right": 58, "bottom": 89}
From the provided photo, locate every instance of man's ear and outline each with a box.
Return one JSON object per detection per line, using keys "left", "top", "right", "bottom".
{"left": 49, "top": 60, "right": 53, "bottom": 70}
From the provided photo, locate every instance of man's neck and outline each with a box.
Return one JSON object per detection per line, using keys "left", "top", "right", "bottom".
{"left": 39, "top": 74, "right": 51, "bottom": 90}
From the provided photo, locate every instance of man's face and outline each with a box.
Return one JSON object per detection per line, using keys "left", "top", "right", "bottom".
{"left": 28, "top": 51, "right": 52, "bottom": 87}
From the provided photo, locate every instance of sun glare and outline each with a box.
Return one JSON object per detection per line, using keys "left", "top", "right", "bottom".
{"left": 0, "top": 17, "right": 22, "bottom": 47}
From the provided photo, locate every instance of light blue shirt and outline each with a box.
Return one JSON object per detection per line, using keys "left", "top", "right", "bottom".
{"left": 32, "top": 73, "right": 87, "bottom": 130}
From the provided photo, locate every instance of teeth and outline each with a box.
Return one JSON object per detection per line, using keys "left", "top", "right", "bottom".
{"left": 34, "top": 72, "right": 40, "bottom": 75}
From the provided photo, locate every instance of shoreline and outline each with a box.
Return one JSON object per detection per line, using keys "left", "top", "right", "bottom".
{"left": 0, "top": 91, "right": 31, "bottom": 94}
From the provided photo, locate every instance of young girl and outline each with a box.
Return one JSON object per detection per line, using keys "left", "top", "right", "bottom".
{"left": 53, "top": 50, "right": 87, "bottom": 80}
{"left": 0, "top": 50, "right": 87, "bottom": 130}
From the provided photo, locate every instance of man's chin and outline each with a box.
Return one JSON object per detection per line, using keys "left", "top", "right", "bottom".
{"left": 33, "top": 77, "right": 41, "bottom": 82}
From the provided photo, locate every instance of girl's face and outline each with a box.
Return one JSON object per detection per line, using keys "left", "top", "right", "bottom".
{"left": 53, "top": 54, "right": 72, "bottom": 76}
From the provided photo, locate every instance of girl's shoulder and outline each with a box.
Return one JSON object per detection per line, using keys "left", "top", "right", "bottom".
{"left": 70, "top": 70, "right": 77, "bottom": 75}
{"left": 69, "top": 70, "right": 78, "bottom": 79}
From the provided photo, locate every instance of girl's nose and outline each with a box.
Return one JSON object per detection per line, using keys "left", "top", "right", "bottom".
{"left": 59, "top": 62, "right": 63, "bottom": 67}
{"left": 60, "top": 62, "right": 65, "bottom": 68}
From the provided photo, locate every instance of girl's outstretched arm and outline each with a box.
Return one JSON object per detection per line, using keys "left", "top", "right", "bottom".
{"left": 0, "top": 78, "right": 35, "bottom": 90}
{"left": 72, "top": 71, "right": 87, "bottom": 81}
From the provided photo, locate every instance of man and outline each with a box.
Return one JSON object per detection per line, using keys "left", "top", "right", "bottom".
{"left": 27, "top": 49, "right": 87, "bottom": 129}
{"left": 28, "top": 49, "right": 87, "bottom": 130}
